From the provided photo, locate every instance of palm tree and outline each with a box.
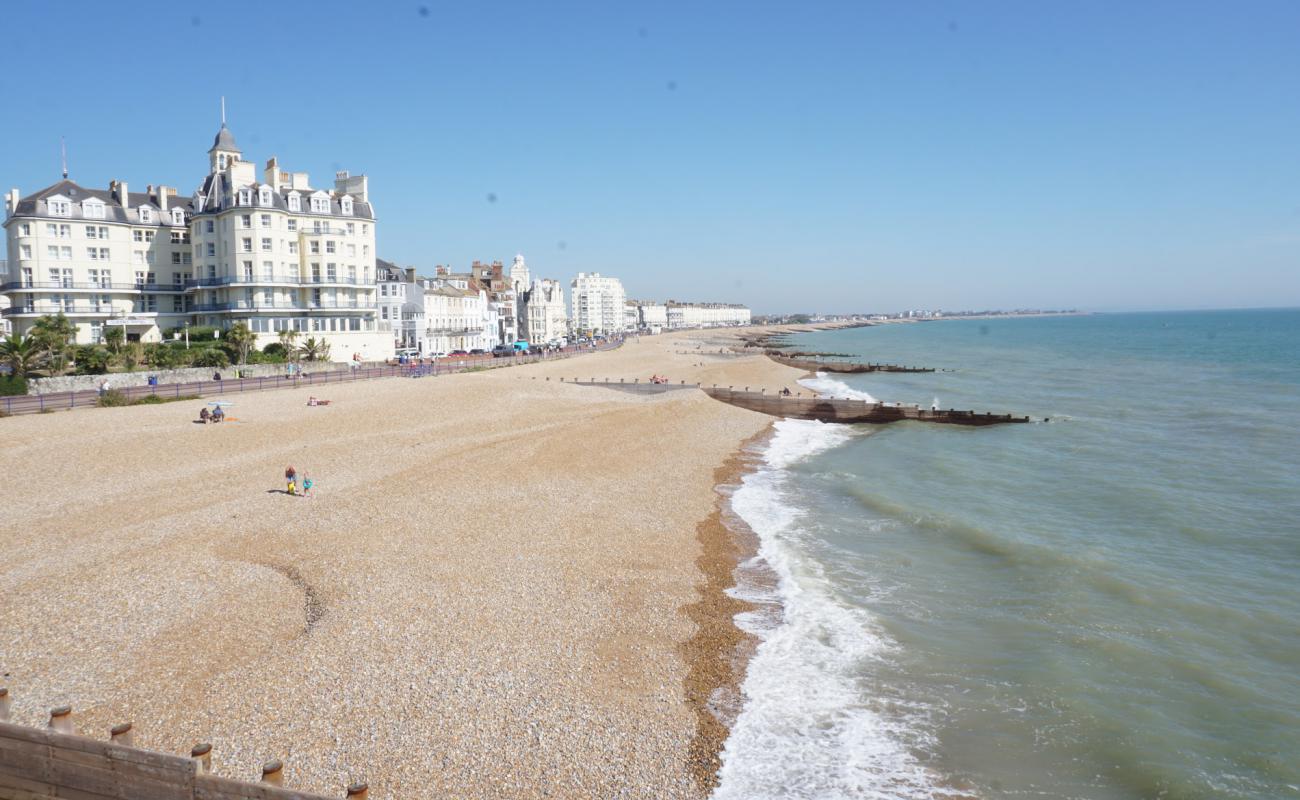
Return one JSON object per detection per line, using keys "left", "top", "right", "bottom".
{"left": 299, "top": 337, "right": 331, "bottom": 362}
{"left": 30, "top": 314, "right": 77, "bottom": 376}
{"left": 225, "top": 322, "right": 256, "bottom": 365}
{"left": 102, "top": 325, "right": 126, "bottom": 356}
{"left": 278, "top": 328, "right": 301, "bottom": 362}
{"left": 0, "top": 333, "right": 47, "bottom": 377}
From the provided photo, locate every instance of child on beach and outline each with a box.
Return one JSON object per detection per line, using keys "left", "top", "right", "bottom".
{"left": 302, "top": 473, "right": 314, "bottom": 497}
{"left": 285, "top": 465, "right": 297, "bottom": 495}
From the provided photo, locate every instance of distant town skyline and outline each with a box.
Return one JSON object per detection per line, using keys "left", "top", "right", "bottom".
{"left": 2, "top": 0, "right": 1297, "bottom": 314}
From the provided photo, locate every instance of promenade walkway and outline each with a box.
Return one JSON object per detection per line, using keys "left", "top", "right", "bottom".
{"left": 0, "top": 342, "right": 622, "bottom": 416}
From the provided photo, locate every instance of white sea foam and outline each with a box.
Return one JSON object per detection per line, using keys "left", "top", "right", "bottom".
{"left": 798, "top": 372, "right": 878, "bottom": 403}
{"left": 712, "top": 419, "right": 944, "bottom": 800}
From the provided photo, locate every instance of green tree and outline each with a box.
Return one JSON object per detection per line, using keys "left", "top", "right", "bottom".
{"left": 145, "top": 342, "right": 186, "bottom": 370}
{"left": 30, "top": 314, "right": 77, "bottom": 375}
{"left": 224, "top": 322, "right": 256, "bottom": 365}
{"left": 277, "top": 328, "right": 301, "bottom": 361}
{"left": 102, "top": 325, "right": 126, "bottom": 356}
{"left": 0, "top": 333, "right": 47, "bottom": 377}
{"left": 299, "top": 336, "right": 331, "bottom": 362}
{"left": 73, "top": 345, "right": 111, "bottom": 375}
{"left": 193, "top": 348, "right": 230, "bottom": 368}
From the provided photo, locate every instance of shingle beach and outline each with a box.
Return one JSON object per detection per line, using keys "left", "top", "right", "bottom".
{"left": 0, "top": 330, "right": 808, "bottom": 799}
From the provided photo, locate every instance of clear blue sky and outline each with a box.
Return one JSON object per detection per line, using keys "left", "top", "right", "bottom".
{"left": 3, "top": 0, "right": 1297, "bottom": 314}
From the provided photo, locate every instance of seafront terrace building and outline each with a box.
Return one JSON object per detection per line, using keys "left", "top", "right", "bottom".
{"left": 2, "top": 121, "right": 395, "bottom": 362}
{"left": 665, "top": 301, "right": 751, "bottom": 328}
{"left": 3, "top": 179, "right": 196, "bottom": 344}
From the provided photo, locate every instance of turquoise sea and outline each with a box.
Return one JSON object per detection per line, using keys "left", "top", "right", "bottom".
{"left": 712, "top": 310, "right": 1300, "bottom": 800}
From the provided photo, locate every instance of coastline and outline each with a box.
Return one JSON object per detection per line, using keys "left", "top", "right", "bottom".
{"left": 0, "top": 328, "right": 810, "bottom": 799}
{"left": 679, "top": 428, "right": 769, "bottom": 794}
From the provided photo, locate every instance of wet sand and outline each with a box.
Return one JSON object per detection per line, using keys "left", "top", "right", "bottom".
{"left": 0, "top": 329, "right": 818, "bottom": 799}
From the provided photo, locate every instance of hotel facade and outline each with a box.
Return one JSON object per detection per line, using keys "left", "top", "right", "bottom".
{"left": 2, "top": 122, "right": 394, "bottom": 361}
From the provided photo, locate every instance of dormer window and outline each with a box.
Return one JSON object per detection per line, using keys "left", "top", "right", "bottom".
{"left": 171, "top": 207, "right": 185, "bottom": 226}
{"left": 310, "top": 193, "right": 330, "bottom": 214}
{"left": 83, "top": 199, "right": 106, "bottom": 219}
{"left": 259, "top": 186, "right": 272, "bottom": 206}
{"left": 237, "top": 189, "right": 252, "bottom": 206}
{"left": 47, "top": 196, "right": 72, "bottom": 217}
{"left": 138, "top": 206, "right": 154, "bottom": 224}
{"left": 287, "top": 192, "right": 301, "bottom": 212}
{"left": 340, "top": 196, "right": 353, "bottom": 216}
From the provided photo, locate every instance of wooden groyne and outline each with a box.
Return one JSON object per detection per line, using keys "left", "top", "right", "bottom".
{"left": 564, "top": 380, "right": 1036, "bottom": 425}
{"left": 767, "top": 353, "right": 937, "bottom": 373}
{"left": 700, "top": 387, "right": 1033, "bottom": 426}
{"left": 0, "top": 690, "right": 367, "bottom": 799}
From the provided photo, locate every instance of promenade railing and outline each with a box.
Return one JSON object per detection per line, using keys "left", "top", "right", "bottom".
{"left": 0, "top": 341, "right": 622, "bottom": 417}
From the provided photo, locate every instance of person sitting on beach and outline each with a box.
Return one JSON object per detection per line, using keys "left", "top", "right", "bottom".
{"left": 199, "top": 407, "right": 211, "bottom": 423}
{"left": 285, "top": 465, "right": 297, "bottom": 495}
{"left": 211, "top": 406, "right": 225, "bottom": 423}
{"left": 308, "top": 396, "right": 318, "bottom": 406}
{"left": 780, "top": 387, "right": 792, "bottom": 396}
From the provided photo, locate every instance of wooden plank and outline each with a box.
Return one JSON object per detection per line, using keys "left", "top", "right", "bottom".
{"left": 0, "top": 769, "right": 59, "bottom": 800}
{"left": 195, "top": 774, "right": 335, "bottom": 800}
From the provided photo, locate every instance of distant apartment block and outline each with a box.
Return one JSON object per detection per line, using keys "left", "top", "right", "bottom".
{"left": 570, "top": 272, "right": 626, "bottom": 335}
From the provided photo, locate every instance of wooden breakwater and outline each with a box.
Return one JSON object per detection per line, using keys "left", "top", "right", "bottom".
{"left": 767, "top": 353, "right": 937, "bottom": 373}
{"left": 700, "top": 387, "right": 1033, "bottom": 425}
{"left": 0, "top": 692, "right": 367, "bottom": 800}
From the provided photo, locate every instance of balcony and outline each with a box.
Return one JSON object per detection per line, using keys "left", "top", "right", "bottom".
{"left": 1, "top": 280, "right": 186, "bottom": 294}
{"left": 4, "top": 303, "right": 119, "bottom": 317}
{"left": 184, "top": 275, "right": 371, "bottom": 288}
{"left": 187, "top": 301, "right": 378, "bottom": 313}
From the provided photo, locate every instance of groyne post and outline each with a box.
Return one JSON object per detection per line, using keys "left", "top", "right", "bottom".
{"left": 110, "top": 722, "right": 134, "bottom": 747}
{"left": 48, "top": 705, "right": 73, "bottom": 734}
{"left": 191, "top": 742, "right": 213, "bottom": 773}
{"left": 262, "top": 759, "right": 285, "bottom": 786}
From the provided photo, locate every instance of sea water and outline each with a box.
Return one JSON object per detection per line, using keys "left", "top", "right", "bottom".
{"left": 712, "top": 310, "right": 1300, "bottom": 800}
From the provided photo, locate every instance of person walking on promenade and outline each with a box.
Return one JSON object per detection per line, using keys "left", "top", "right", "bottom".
{"left": 285, "top": 465, "right": 298, "bottom": 495}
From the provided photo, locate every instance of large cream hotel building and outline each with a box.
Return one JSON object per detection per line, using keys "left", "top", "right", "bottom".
{"left": 3, "top": 121, "right": 393, "bottom": 361}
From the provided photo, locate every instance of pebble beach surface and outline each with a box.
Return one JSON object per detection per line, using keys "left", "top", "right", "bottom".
{"left": 0, "top": 330, "right": 809, "bottom": 799}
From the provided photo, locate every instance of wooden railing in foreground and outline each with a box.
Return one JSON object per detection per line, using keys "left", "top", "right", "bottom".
{"left": 0, "top": 692, "right": 367, "bottom": 800}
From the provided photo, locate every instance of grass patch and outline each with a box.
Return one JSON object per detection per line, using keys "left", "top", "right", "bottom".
{"left": 98, "top": 390, "right": 201, "bottom": 408}
{"left": 131, "top": 394, "right": 200, "bottom": 405}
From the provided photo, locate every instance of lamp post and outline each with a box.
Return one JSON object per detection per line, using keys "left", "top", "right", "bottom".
{"left": 183, "top": 322, "right": 190, "bottom": 350}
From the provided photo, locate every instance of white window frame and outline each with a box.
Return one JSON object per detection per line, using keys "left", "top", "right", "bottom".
{"left": 138, "top": 206, "right": 154, "bottom": 223}
{"left": 83, "top": 199, "right": 106, "bottom": 219}
{"left": 259, "top": 187, "right": 272, "bottom": 206}
{"left": 340, "top": 196, "right": 353, "bottom": 215}
{"left": 287, "top": 193, "right": 301, "bottom": 212}
{"left": 47, "top": 195, "right": 72, "bottom": 217}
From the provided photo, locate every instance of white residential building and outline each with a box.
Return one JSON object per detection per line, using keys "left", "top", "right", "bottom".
{"left": 570, "top": 272, "right": 626, "bottom": 335}
{"left": 665, "top": 301, "right": 751, "bottom": 328}
{"left": 4, "top": 179, "right": 195, "bottom": 343}
{"left": 2, "top": 119, "right": 395, "bottom": 362}
{"left": 418, "top": 278, "right": 490, "bottom": 354}
{"left": 522, "top": 278, "right": 568, "bottom": 345}
{"left": 632, "top": 300, "right": 668, "bottom": 330}
{"left": 377, "top": 259, "right": 413, "bottom": 348}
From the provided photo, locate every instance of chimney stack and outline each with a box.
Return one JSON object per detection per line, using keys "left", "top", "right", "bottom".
{"left": 405, "top": 267, "right": 416, "bottom": 283}
{"left": 5, "top": 188, "right": 17, "bottom": 216}
{"left": 157, "top": 186, "right": 169, "bottom": 212}
{"left": 112, "top": 180, "right": 129, "bottom": 207}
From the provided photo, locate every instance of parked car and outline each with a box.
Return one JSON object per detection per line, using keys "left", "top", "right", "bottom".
{"left": 449, "top": 349, "right": 469, "bottom": 356}
{"left": 428, "top": 351, "right": 448, "bottom": 359}
{"left": 469, "top": 348, "right": 487, "bottom": 356}
{"left": 491, "top": 345, "right": 515, "bottom": 358}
